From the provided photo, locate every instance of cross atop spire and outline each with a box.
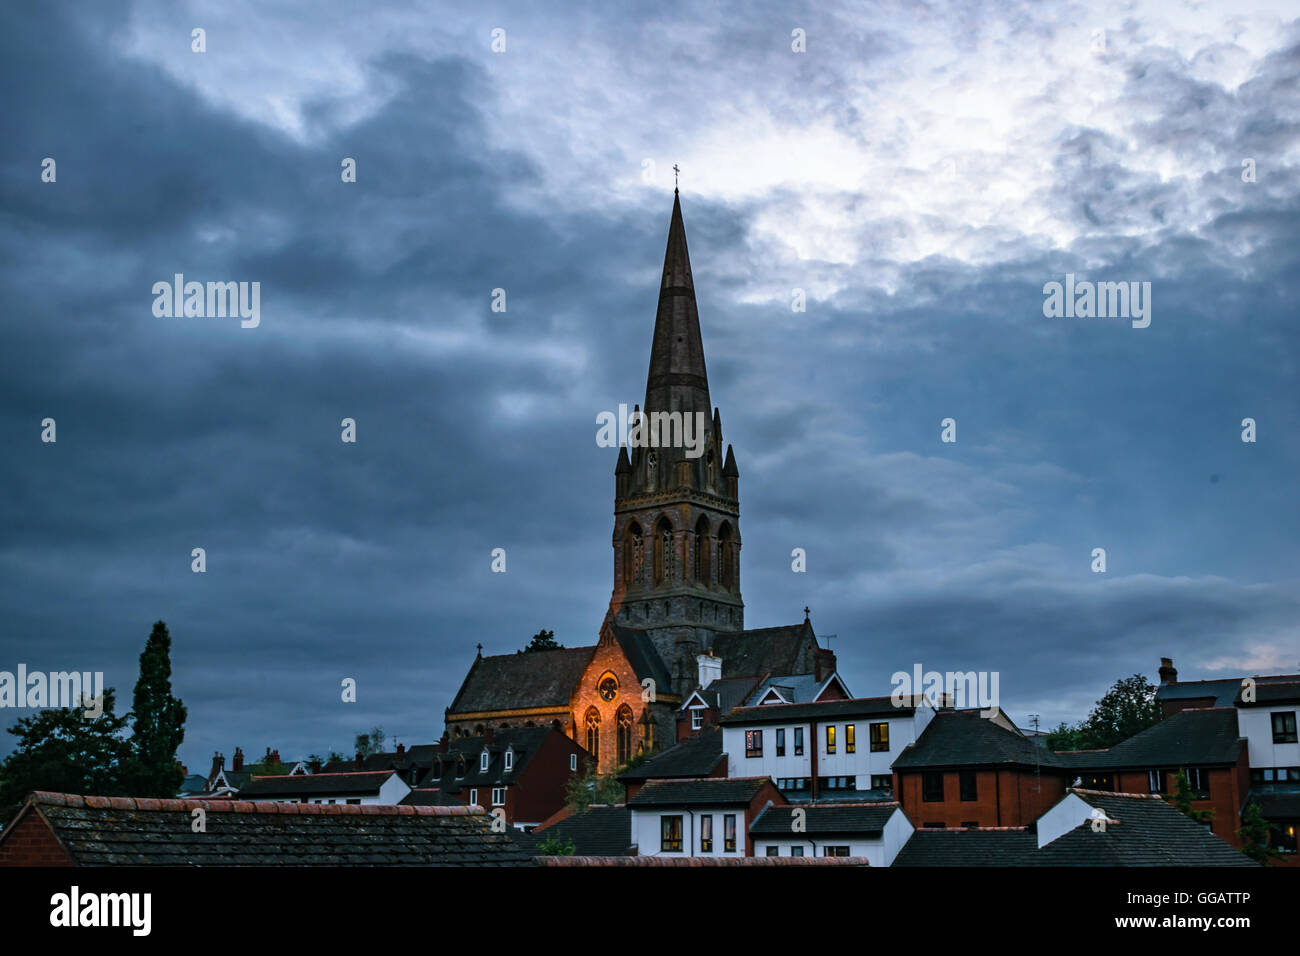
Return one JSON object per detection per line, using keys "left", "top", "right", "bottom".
{"left": 673, "top": 163, "right": 680, "bottom": 192}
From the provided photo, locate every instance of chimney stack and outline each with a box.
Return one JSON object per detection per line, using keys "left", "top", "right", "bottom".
{"left": 815, "top": 648, "right": 836, "bottom": 683}
{"left": 232, "top": 746, "right": 244, "bottom": 772}
{"left": 484, "top": 725, "right": 495, "bottom": 747}
{"left": 354, "top": 750, "right": 364, "bottom": 770}
{"left": 395, "top": 742, "right": 406, "bottom": 760}
{"left": 1158, "top": 657, "right": 1178, "bottom": 685}
{"left": 270, "top": 749, "right": 281, "bottom": 765}
{"left": 209, "top": 751, "right": 224, "bottom": 778}
{"left": 309, "top": 757, "right": 322, "bottom": 774}
{"left": 439, "top": 731, "right": 450, "bottom": 754}
{"left": 697, "top": 650, "right": 722, "bottom": 690}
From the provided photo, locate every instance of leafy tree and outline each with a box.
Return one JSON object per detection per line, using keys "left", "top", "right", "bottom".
{"left": 244, "top": 759, "right": 288, "bottom": 777}
{"left": 564, "top": 761, "right": 624, "bottom": 811}
{"left": 128, "top": 621, "right": 187, "bottom": 796}
{"left": 1236, "top": 801, "right": 1282, "bottom": 864}
{"left": 1048, "top": 674, "right": 1160, "bottom": 752}
{"left": 1083, "top": 674, "right": 1160, "bottom": 749}
{"left": 536, "top": 835, "right": 576, "bottom": 856}
{"left": 1171, "top": 770, "right": 1213, "bottom": 825}
{"left": 0, "top": 688, "right": 136, "bottom": 824}
{"left": 520, "top": 629, "right": 562, "bottom": 653}
{"left": 354, "top": 726, "right": 386, "bottom": 758}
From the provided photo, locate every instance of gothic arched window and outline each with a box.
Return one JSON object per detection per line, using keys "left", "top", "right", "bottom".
{"left": 623, "top": 521, "right": 643, "bottom": 588}
{"left": 616, "top": 705, "right": 634, "bottom": 766}
{"left": 693, "top": 516, "right": 710, "bottom": 584}
{"left": 718, "top": 522, "right": 735, "bottom": 590}
{"left": 584, "top": 707, "right": 600, "bottom": 764}
{"left": 654, "top": 517, "right": 674, "bottom": 585}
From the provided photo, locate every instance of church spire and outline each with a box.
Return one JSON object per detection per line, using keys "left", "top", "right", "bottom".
{"left": 645, "top": 192, "right": 710, "bottom": 417}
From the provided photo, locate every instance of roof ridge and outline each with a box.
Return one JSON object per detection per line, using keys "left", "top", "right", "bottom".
{"left": 26, "top": 791, "right": 479, "bottom": 816}
{"left": 1070, "top": 787, "right": 1163, "bottom": 799}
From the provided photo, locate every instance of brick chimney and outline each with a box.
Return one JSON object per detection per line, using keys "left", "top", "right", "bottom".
{"left": 355, "top": 750, "right": 364, "bottom": 770}
{"left": 395, "top": 742, "right": 406, "bottom": 761}
{"left": 232, "top": 746, "right": 245, "bottom": 772}
{"left": 270, "top": 749, "right": 281, "bottom": 765}
{"left": 209, "top": 751, "right": 224, "bottom": 778}
{"left": 815, "top": 647, "right": 837, "bottom": 683}
{"left": 1158, "top": 657, "right": 1178, "bottom": 685}
{"left": 439, "top": 731, "right": 450, "bottom": 754}
{"left": 308, "top": 757, "right": 322, "bottom": 774}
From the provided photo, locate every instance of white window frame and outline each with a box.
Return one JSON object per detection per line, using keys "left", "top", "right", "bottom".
{"left": 492, "top": 787, "right": 505, "bottom": 806}
{"left": 569, "top": 753, "right": 578, "bottom": 771}
{"left": 691, "top": 709, "right": 703, "bottom": 731}
{"left": 469, "top": 788, "right": 478, "bottom": 805}
{"left": 480, "top": 751, "right": 489, "bottom": 772}
{"left": 505, "top": 749, "right": 514, "bottom": 772}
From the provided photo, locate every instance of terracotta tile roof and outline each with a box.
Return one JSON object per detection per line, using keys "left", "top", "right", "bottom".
{"left": 6, "top": 792, "right": 532, "bottom": 866}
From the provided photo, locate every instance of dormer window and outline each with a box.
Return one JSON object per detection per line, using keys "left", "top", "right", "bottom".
{"left": 691, "top": 710, "right": 703, "bottom": 731}
{"left": 504, "top": 749, "right": 514, "bottom": 772}
{"left": 480, "top": 750, "right": 490, "bottom": 772}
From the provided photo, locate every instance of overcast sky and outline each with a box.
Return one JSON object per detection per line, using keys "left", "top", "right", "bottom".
{"left": 1, "top": 0, "right": 1297, "bottom": 769}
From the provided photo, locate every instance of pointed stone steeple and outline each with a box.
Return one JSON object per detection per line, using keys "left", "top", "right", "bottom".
{"left": 609, "top": 191, "right": 744, "bottom": 650}
{"left": 645, "top": 191, "right": 711, "bottom": 418}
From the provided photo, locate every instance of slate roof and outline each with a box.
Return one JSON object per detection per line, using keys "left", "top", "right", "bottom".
{"left": 1053, "top": 708, "right": 1244, "bottom": 771}
{"left": 697, "top": 676, "right": 765, "bottom": 713}
{"left": 893, "top": 829, "right": 1037, "bottom": 866}
{"left": 750, "top": 803, "right": 898, "bottom": 836}
{"left": 713, "top": 623, "right": 816, "bottom": 679}
{"left": 609, "top": 624, "right": 674, "bottom": 692}
{"left": 892, "top": 709, "right": 1065, "bottom": 770}
{"left": 1239, "top": 679, "right": 1300, "bottom": 706}
{"left": 627, "top": 777, "right": 773, "bottom": 808}
{"left": 416, "top": 727, "right": 557, "bottom": 791}
{"left": 178, "top": 774, "right": 209, "bottom": 795}
{"left": 238, "top": 771, "right": 396, "bottom": 797}
{"left": 1155, "top": 679, "right": 1243, "bottom": 707}
{"left": 320, "top": 745, "right": 440, "bottom": 775}
{"left": 399, "top": 788, "right": 463, "bottom": 807}
{"left": 514, "top": 805, "right": 634, "bottom": 857}
{"left": 6, "top": 792, "right": 533, "bottom": 866}
{"left": 619, "top": 728, "right": 724, "bottom": 782}
{"left": 747, "top": 673, "right": 828, "bottom": 706}
{"left": 447, "top": 646, "right": 595, "bottom": 715}
{"left": 1033, "top": 791, "right": 1256, "bottom": 867}
{"left": 721, "top": 696, "right": 917, "bottom": 726}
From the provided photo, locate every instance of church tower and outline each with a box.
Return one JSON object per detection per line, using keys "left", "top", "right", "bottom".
{"left": 608, "top": 191, "right": 743, "bottom": 697}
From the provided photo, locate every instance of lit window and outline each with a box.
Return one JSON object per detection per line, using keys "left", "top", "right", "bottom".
{"left": 724, "top": 814, "right": 737, "bottom": 852}
{"left": 745, "top": 729, "right": 763, "bottom": 757}
{"left": 661, "top": 815, "right": 683, "bottom": 852}
{"left": 825, "top": 725, "right": 836, "bottom": 754}
{"left": 823, "top": 845, "right": 849, "bottom": 857}
{"left": 845, "top": 724, "right": 856, "bottom": 754}
{"left": 870, "top": 722, "right": 889, "bottom": 752}
{"left": 700, "top": 814, "right": 713, "bottom": 852}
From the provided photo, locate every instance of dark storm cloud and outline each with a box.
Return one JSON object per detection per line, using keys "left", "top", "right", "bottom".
{"left": 1, "top": 0, "right": 1297, "bottom": 772}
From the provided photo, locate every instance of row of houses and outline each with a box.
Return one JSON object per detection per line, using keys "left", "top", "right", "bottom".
{"left": 140, "top": 657, "right": 1296, "bottom": 867}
